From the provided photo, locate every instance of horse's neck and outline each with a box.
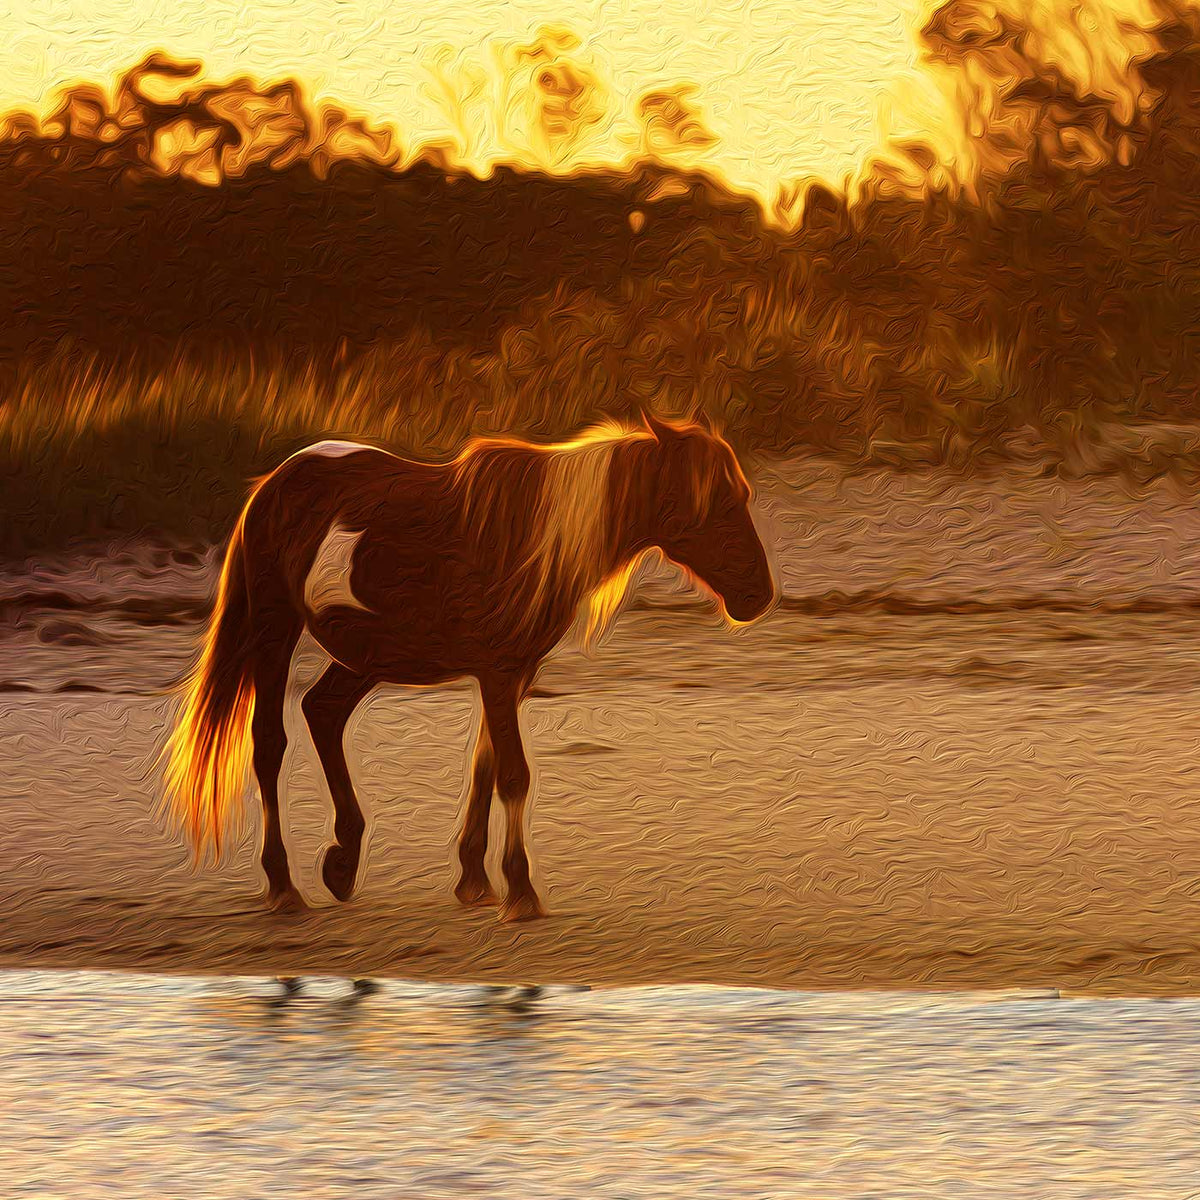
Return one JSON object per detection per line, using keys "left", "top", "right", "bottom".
{"left": 461, "top": 433, "right": 652, "bottom": 606}
{"left": 603, "top": 436, "right": 656, "bottom": 574}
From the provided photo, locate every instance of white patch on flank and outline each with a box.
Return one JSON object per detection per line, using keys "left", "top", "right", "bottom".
{"left": 304, "top": 522, "right": 371, "bottom": 615}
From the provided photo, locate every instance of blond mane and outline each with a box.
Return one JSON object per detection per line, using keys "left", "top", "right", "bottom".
{"left": 452, "top": 420, "right": 654, "bottom": 646}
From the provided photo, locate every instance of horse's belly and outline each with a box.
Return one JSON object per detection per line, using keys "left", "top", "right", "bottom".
{"left": 303, "top": 606, "right": 464, "bottom": 684}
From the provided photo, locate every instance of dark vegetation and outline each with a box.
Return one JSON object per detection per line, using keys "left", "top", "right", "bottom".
{"left": 3, "top": 0, "right": 1200, "bottom": 555}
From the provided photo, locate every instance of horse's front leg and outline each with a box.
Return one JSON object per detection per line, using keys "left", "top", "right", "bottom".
{"left": 481, "top": 674, "right": 547, "bottom": 923}
{"left": 454, "top": 708, "right": 498, "bottom": 907}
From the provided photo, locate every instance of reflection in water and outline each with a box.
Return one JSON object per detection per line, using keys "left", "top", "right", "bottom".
{"left": 2, "top": 972, "right": 1200, "bottom": 1198}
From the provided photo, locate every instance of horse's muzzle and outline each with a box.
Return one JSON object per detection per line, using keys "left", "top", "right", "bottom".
{"left": 724, "top": 581, "right": 778, "bottom": 625}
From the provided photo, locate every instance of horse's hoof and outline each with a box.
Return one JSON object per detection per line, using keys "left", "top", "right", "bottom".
{"left": 499, "top": 893, "right": 548, "bottom": 923}
{"left": 455, "top": 877, "right": 499, "bottom": 908}
{"left": 320, "top": 845, "right": 359, "bottom": 903}
{"left": 265, "top": 886, "right": 309, "bottom": 914}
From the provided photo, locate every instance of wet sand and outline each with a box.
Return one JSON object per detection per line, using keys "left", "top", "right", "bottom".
{"left": 4, "top": 460, "right": 1200, "bottom": 995}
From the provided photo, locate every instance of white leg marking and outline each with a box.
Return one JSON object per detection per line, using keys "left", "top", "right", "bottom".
{"left": 305, "top": 523, "right": 372, "bottom": 615}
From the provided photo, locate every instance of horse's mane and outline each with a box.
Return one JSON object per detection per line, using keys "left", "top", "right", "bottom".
{"left": 450, "top": 420, "right": 653, "bottom": 646}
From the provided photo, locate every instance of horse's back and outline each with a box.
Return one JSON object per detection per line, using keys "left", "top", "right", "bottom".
{"left": 242, "top": 439, "right": 447, "bottom": 579}
{"left": 258, "top": 439, "right": 439, "bottom": 506}
{"left": 240, "top": 440, "right": 470, "bottom": 666}
{"left": 288, "top": 439, "right": 383, "bottom": 462}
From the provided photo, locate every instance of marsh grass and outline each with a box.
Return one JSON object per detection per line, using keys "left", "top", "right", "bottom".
{"left": 0, "top": 329, "right": 672, "bottom": 558}
{"left": 6, "top": 328, "right": 1200, "bottom": 563}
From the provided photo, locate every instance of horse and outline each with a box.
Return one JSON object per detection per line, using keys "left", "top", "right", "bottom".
{"left": 161, "top": 411, "right": 777, "bottom": 922}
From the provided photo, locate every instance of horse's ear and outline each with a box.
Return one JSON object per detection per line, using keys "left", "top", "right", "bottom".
{"left": 642, "top": 410, "right": 676, "bottom": 441}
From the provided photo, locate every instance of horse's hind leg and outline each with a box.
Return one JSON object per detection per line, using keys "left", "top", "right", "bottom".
{"left": 454, "top": 708, "right": 498, "bottom": 908}
{"left": 251, "top": 607, "right": 305, "bottom": 911}
{"left": 302, "top": 663, "right": 374, "bottom": 902}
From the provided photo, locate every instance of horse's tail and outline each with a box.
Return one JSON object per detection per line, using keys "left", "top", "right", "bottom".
{"left": 160, "top": 512, "right": 258, "bottom": 863}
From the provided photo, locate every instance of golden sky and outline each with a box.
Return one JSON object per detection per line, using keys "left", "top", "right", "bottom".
{"left": 3, "top": 0, "right": 927, "bottom": 198}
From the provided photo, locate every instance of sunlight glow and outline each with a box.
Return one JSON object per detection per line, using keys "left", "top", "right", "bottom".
{"left": 1, "top": 0, "right": 926, "bottom": 204}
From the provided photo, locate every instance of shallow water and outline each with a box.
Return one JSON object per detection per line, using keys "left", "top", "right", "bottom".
{"left": 3, "top": 970, "right": 1199, "bottom": 1199}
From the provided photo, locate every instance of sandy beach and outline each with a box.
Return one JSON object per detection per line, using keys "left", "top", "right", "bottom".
{"left": 5, "top": 460, "right": 1200, "bottom": 995}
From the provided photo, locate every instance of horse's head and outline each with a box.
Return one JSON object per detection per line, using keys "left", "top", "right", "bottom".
{"left": 641, "top": 411, "right": 777, "bottom": 624}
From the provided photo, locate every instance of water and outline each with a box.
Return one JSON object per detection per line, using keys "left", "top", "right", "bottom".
{"left": 2, "top": 971, "right": 1199, "bottom": 1198}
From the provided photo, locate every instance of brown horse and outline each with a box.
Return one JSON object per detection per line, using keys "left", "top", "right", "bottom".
{"left": 161, "top": 412, "right": 776, "bottom": 921}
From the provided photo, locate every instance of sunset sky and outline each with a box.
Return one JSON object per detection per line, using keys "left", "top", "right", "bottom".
{"left": 4, "top": 0, "right": 928, "bottom": 198}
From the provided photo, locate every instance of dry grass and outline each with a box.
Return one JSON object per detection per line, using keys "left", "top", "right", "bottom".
{"left": 0, "top": 320, "right": 693, "bottom": 558}
{"left": 7, "top": 322, "right": 1200, "bottom": 562}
